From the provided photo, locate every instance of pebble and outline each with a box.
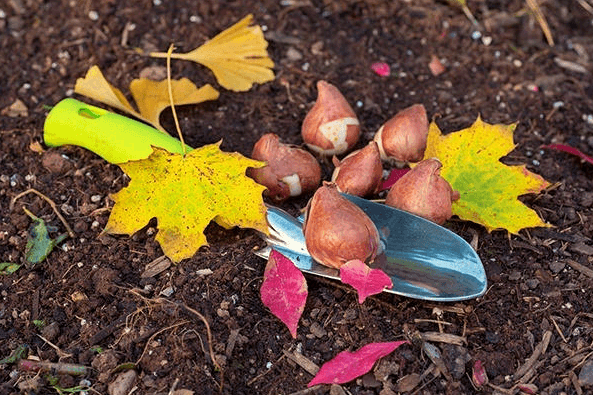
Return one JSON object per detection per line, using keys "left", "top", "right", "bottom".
{"left": 526, "top": 278, "right": 540, "bottom": 289}
{"left": 549, "top": 261, "right": 565, "bottom": 274}
{"left": 580, "top": 360, "right": 593, "bottom": 386}
{"left": 285, "top": 47, "right": 303, "bottom": 61}
{"left": 508, "top": 271, "right": 522, "bottom": 281}
{"left": 108, "top": 370, "right": 137, "bottom": 395}
{"left": 309, "top": 322, "right": 326, "bottom": 338}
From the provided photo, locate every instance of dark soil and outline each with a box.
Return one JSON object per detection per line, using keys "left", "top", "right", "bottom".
{"left": 1, "top": 1, "right": 593, "bottom": 394}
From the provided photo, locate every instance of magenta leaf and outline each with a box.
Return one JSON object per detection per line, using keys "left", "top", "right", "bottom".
{"left": 260, "top": 250, "right": 308, "bottom": 338}
{"left": 541, "top": 144, "right": 593, "bottom": 165}
{"left": 340, "top": 259, "right": 393, "bottom": 303}
{"left": 379, "top": 167, "right": 410, "bottom": 191}
{"left": 371, "top": 62, "right": 390, "bottom": 77}
{"left": 308, "top": 341, "right": 408, "bottom": 387}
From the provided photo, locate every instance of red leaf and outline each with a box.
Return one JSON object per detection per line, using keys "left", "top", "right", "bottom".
{"left": 379, "top": 167, "right": 410, "bottom": 191}
{"left": 371, "top": 62, "right": 390, "bottom": 77}
{"left": 308, "top": 341, "right": 408, "bottom": 387}
{"left": 260, "top": 250, "right": 308, "bottom": 338}
{"left": 340, "top": 259, "right": 393, "bottom": 303}
{"left": 541, "top": 144, "right": 593, "bottom": 165}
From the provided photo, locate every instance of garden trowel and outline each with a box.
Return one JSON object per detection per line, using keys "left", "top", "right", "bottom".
{"left": 255, "top": 194, "right": 487, "bottom": 302}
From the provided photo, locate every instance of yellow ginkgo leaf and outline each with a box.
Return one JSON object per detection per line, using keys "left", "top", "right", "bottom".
{"left": 151, "top": 14, "right": 275, "bottom": 92}
{"left": 423, "top": 116, "right": 551, "bottom": 234}
{"left": 75, "top": 66, "right": 141, "bottom": 118}
{"left": 104, "top": 144, "right": 268, "bottom": 262}
{"left": 74, "top": 66, "right": 219, "bottom": 133}
{"left": 130, "top": 78, "right": 220, "bottom": 131}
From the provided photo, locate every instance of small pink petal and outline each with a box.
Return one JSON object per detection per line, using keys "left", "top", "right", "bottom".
{"left": 260, "top": 250, "right": 308, "bottom": 338}
{"left": 517, "top": 384, "right": 538, "bottom": 394}
{"left": 471, "top": 360, "right": 488, "bottom": 387}
{"left": 429, "top": 55, "right": 446, "bottom": 76}
{"left": 340, "top": 259, "right": 393, "bottom": 303}
{"left": 371, "top": 62, "right": 390, "bottom": 77}
{"left": 379, "top": 167, "right": 410, "bottom": 191}
{"left": 308, "top": 341, "right": 408, "bottom": 387}
{"left": 541, "top": 143, "right": 593, "bottom": 165}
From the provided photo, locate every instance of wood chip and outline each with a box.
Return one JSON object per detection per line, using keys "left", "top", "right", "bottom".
{"left": 141, "top": 255, "right": 172, "bottom": 278}
{"left": 282, "top": 349, "right": 319, "bottom": 376}
{"left": 420, "top": 332, "right": 467, "bottom": 346}
{"left": 566, "top": 259, "right": 593, "bottom": 278}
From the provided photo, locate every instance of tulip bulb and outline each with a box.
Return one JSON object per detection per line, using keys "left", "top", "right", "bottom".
{"left": 384, "top": 158, "right": 459, "bottom": 225}
{"left": 374, "top": 104, "right": 429, "bottom": 166}
{"left": 303, "top": 183, "right": 380, "bottom": 269}
{"left": 331, "top": 141, "right": 383, "bottom": 197}
{"left": 301, "top": 81, "right": 360, "bottom": 156}
{"left": 248, "top": 133, "right": 321, "bottom": 201}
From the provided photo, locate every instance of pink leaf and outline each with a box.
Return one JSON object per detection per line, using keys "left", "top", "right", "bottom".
{"left": 379, "top": 167, "right": 410, "bottom": 191}
{"left": 371, "top": 62, "right": 390, "bottom": 77}
{"left": 340, "top": 259, "right": 393, "bottom": 303}
{"left": 308, "top": 341, "right": 408, "bottom": 387}
{"left": 260, "top": 250, "right": 308, "bottom": 338}
{"left": 541, "top": 144, "right": 593, "bottom": 165}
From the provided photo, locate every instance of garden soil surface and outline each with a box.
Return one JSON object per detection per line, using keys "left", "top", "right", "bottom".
{"left": 1, "top": 1, "right": 593, "bottom": 394}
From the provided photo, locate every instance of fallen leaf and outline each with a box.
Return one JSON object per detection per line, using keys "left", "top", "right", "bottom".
{"left": 2, "top": 99, "right": 28, "bottom": 117}
{"left": 472, "top": 360, "right": 488, "bottom": 387}
{"left": 379, "top": 167, "right": 410, "bottom": 191}
{"left": 151, "top": 14, "right": 275, "bottom": 91}
{"left": 260, "top": 250, "right": 308, "bottom": 338}
{"left": 422, "top": 116, "right": 551, "bottom": 233}
{"left": 129, "top": 78, "right": 219, "bottom": 130}
{"left": 23, "top": 207, "right": 68, "bottom": 264}
{"left": 74, "top": 66, "right": 219, "bottom": 132}
{"left": 339, "top": 259, "right": 392, "bottom": 303}
{"left": 541, "top": 143, "right": 593, "bottom": 166}
{"left": 104, "top": 144, "right": 268, "bottom": 262}
{"left": 0, "top": 262, "right": 21, "bottom": 275}
{"left": 308, "top": 341, "right": 408, "bottom": 387}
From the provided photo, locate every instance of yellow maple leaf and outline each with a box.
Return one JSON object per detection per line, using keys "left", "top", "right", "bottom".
{"left": 74, "top": 66, "right": 219, "bottom": 132}
{"left": 423, "top": 116, "right": 551, "bottom": 233}
{"left": 151, "top": 14, "right": 275, "bottom": 92}
{"left": 104, "top": 144, "right": 268, "bottom": 262}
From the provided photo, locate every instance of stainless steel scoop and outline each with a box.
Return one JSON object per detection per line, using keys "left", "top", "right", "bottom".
{"left": 255, "top": 194, "right": 487, "bottom": 302}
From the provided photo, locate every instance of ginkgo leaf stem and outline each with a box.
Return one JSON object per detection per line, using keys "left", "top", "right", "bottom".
{"left": 166, "top": 44, "right": 187, "bottom": 157}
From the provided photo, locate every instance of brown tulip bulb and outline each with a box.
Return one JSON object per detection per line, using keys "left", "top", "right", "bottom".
{"left": 384, "top": 158, "right": 460, "bottom": 225}
{"left": 303, "top": 183, "right": 380, "bottom": 269}
{"left": 301, "top": 80, "right": 360, "bottom": 156}
{"left": 248, "top": 133, "right": 322, "bottom": 201}
{"left": 373, "top": 104, "right": 429, "bottom": 166}
{"left": 331, "top": 141, "right": 383, "bottom": 197}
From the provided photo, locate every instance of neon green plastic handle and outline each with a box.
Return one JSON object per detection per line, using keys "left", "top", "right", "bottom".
{"left": 43, "top": 98, "right": 192, "bottom": 164}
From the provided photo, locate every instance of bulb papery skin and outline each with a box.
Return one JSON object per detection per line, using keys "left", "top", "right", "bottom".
{"left": 384, "top": 158, "right": 458, "bottom": 225}
{"left": 303, "top": 183, "right": 380, "bottom": 269}
{"left": 301, "top": 80, "right": 360, "bottom": 156}
{"left": 331, "top": 141, "right": 383, "bottom": 197}
{"left": 248, "top": 133, "right": 321, "bottom": 201}
{"left": 374, "top": 104, "right": 428, "bottom": 165}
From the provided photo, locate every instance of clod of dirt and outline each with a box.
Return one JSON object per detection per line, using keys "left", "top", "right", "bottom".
{"left": 92, "top": 349, "right": 119, "bottom": 383}
{"left": 41, "top": 151, "right": 72, "bottom": 173}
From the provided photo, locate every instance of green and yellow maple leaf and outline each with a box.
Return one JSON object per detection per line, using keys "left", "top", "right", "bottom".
{"left": 423, "top": 116, "right": 551, "bottom": 233}
{"left": 104, "top": 144, "right": 268, "bottom": 262}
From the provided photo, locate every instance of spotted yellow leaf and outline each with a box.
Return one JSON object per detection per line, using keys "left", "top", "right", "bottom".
{"left": 423, "top": 116, "right": 551, "bottom": 233}
{"left": 105, "top": 144, "right": 268, "bottom": 262}
{"left": 151, "top": 14, "right": 275, "bottom": 91}
{"left": 74, "top": 66, "right": 219, "bottom": 132}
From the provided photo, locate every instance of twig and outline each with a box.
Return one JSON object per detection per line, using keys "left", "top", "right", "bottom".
{"left": 167, "top": 377, "right": 180, "bottom": 395}
{"left": 513, "top": 330, "right": 552, "bottom": 379}
{"left": 549, "top": 315, "right": 568, "bottom": 343}
{"left": 10, "top": 188, "right": 75, "bottom": 237}
{"left": 282, "top": 349, "right": 319, "bottom": 376}
{"left": 36, "top": 334, "right": 73, "bottom": 359}
{"left": 166, "top": 44, "right": 186, "bottom": 156}
{"left": 525, "top": 0, "right": 554, "bottom": 46}
{"left": 576, "top": 0, "right": 593, "bottom": 15}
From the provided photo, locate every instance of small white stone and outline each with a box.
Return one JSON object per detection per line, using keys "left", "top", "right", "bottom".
{"left": 88, "top": 10, "right": 99, "bottom": 21}
{"left": 513, "top": 59, "right": 522, "bottom": 67}
{"left": 90, "top": 194, "right": 102, "bottom": 203}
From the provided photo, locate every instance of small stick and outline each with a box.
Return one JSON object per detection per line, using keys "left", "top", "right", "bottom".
{"left": 19, "top": 359, "right": 87, "bottom": 375}
{"left": 513, "top": 330, "right": 552, "bottom": 379}
{"left": 549, "top": 315, "right": 568, "bottom": 343}
{"left": 10, "top": 188, "right": 75, "bottom": 238}
{"left": 566, "top": 259, "right": 593, "bottom": 278}
{"left": 166, "top": 44, "right": 186, "bottom": 157}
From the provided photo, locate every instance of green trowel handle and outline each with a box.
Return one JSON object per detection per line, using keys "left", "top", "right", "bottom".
{"left": 43, "top": 98, "right": 191, "bottom": 164}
